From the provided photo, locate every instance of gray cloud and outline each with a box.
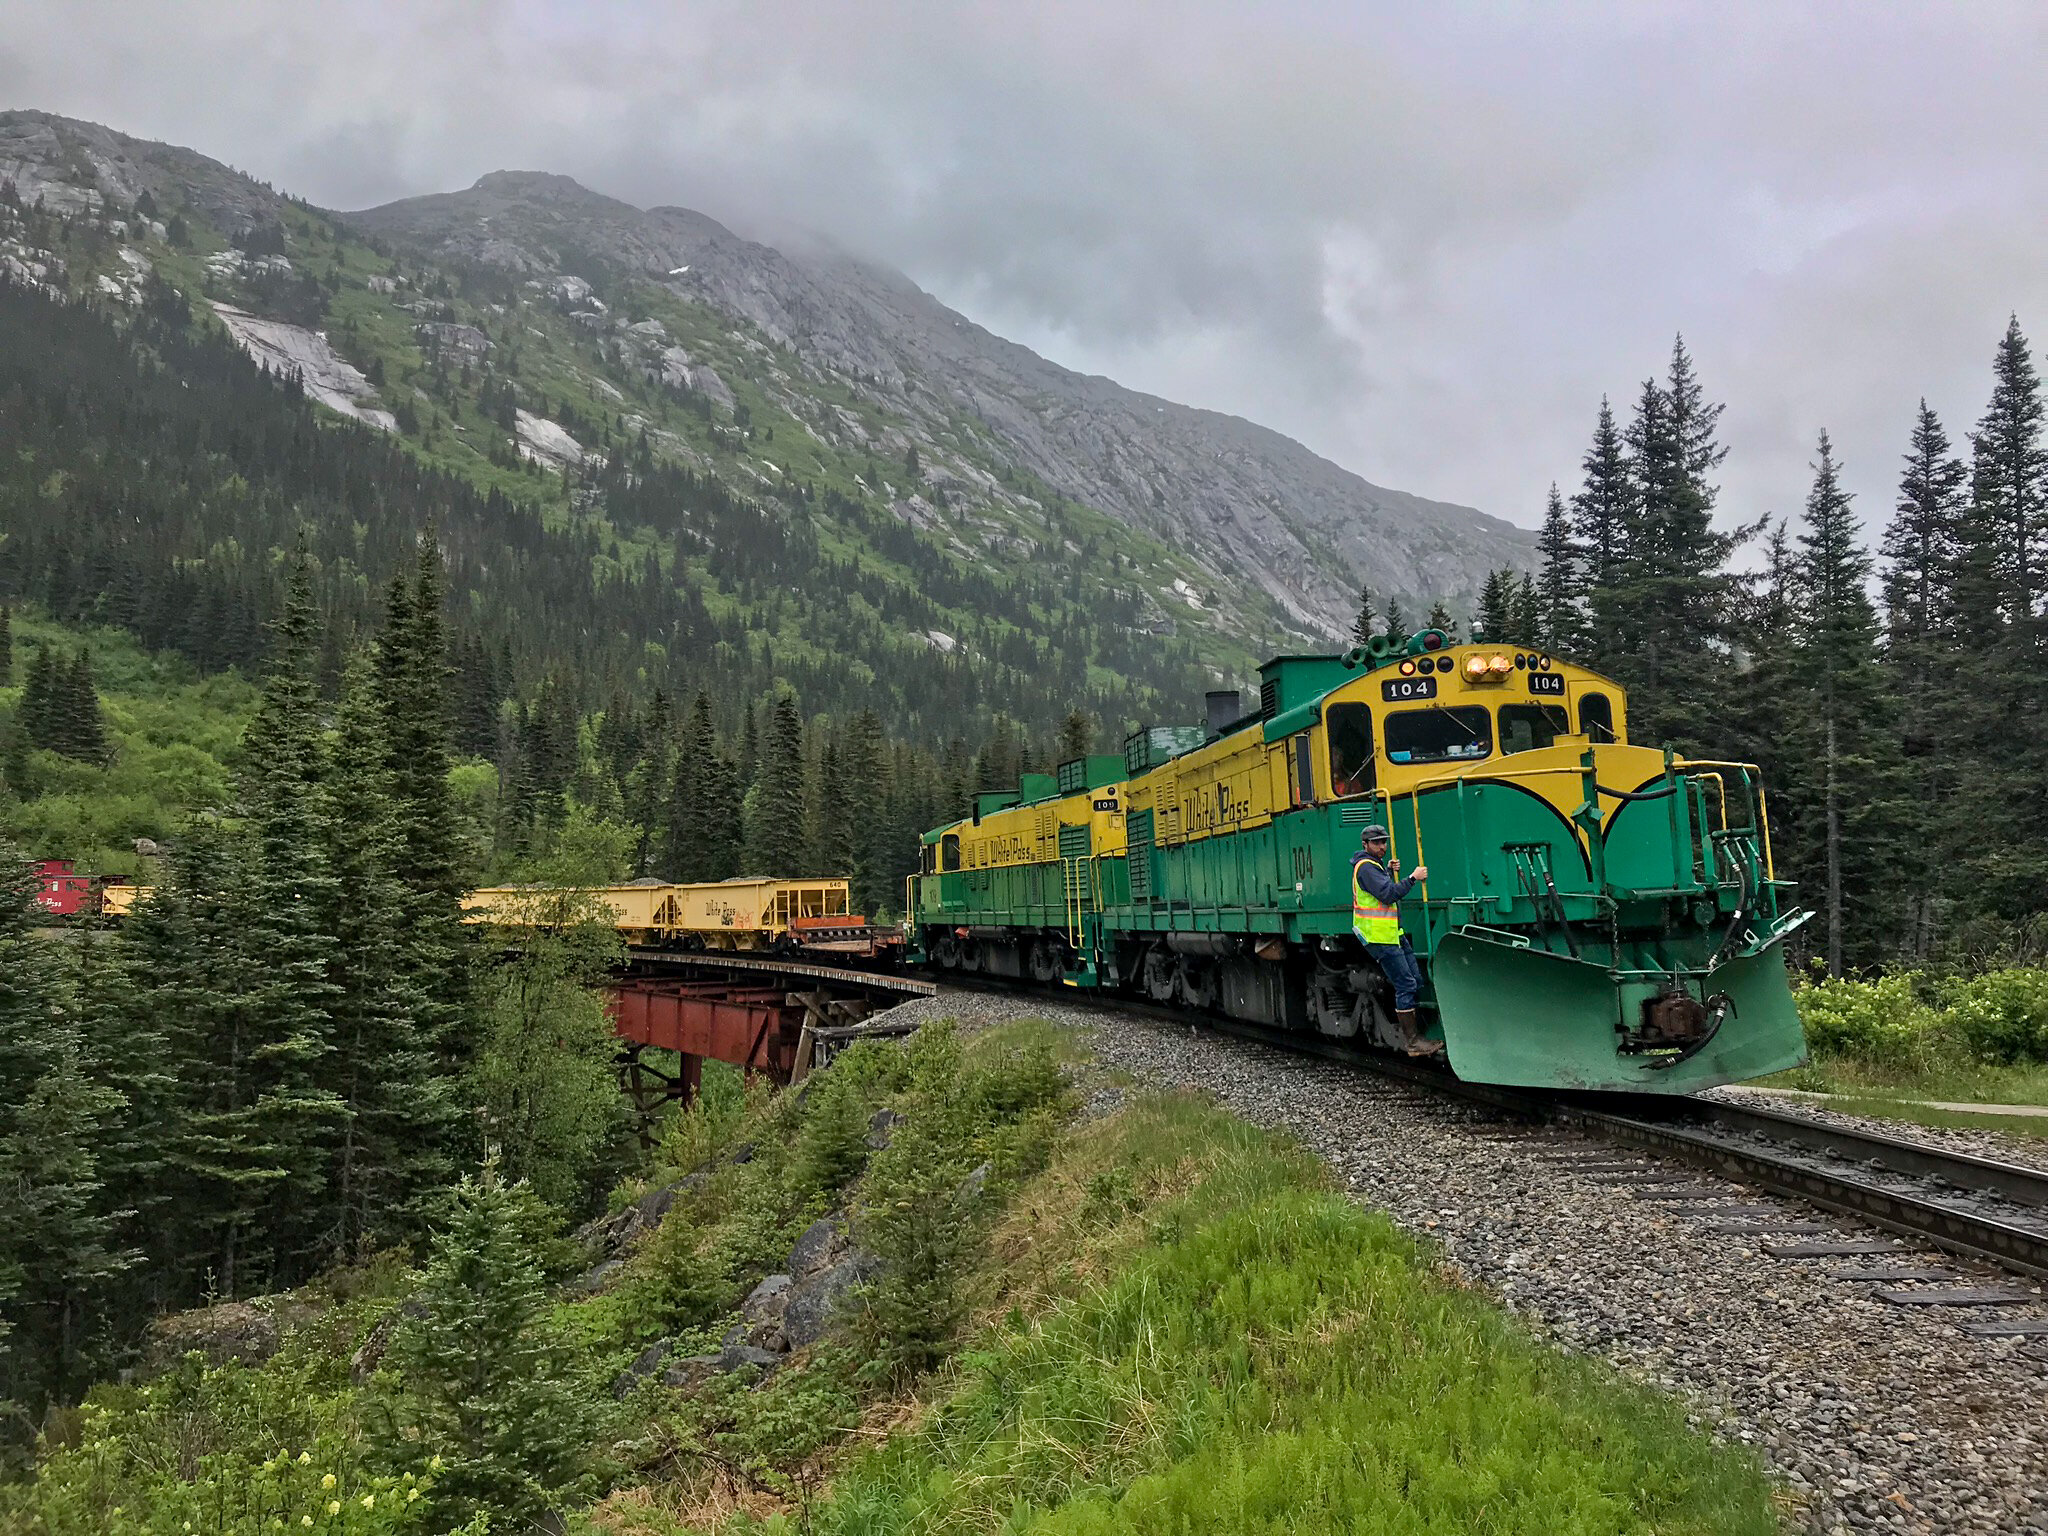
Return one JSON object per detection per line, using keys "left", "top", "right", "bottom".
{"left": 4, "top": 1, "right": 2045, "bottom": 540}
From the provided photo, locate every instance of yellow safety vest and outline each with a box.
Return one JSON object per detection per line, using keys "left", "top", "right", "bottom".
{"left": 1352, "top": 857, "right": 1402, "bottom": 944}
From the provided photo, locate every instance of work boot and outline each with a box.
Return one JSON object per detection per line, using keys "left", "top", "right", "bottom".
{"left": 1396, "top": 1008, "right": 1445, "bottom": 1060}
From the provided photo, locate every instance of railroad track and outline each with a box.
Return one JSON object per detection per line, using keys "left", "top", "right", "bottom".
{"left": 935, "top": 978, "right": 2048, "bottom": 1305}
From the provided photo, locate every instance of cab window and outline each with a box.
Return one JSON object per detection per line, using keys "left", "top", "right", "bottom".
{"left": 940, "top": 833, "right": 960, "bottom": 872}
{"left": 1579, "top": 693, "right": 1617, "bottom": 744}
{"left": 1499, "top": 703, "right": 1571, "bottom": 755}
{"left": 1384, "top": 707, "right": 1492, "bottom": 765}
{"left": 1325, "top": 703, "right": 1375, "bottom": 797}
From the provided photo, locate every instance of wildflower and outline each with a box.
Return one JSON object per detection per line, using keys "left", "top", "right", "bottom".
{"left": 327, "top": 1500, "right": 341, "bottom": 1516}
{"left": 403, "top": 1472, "right": 415, "bottom": 1482}
{"left": 301, "top": 1520, "right": 313, "bottom": 1529}
{"left": 407, "top": 1488, "right": 421, "bottom": 1503}
{"left": 429, "top": 1455, "right": 443, "bottom": 1470}
{"left": 321, "top": 1473, "right": 336, "bottom": 1490}
{"left": 361, "top": 1494, "right": 375, "bottom": 1509}
{"left": 298, "top": 1451, "right": 311, "bottom": 1465}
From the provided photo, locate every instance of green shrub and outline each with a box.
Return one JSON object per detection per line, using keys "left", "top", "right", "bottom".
{"left": 1795, "top": 968, "right": 2048, "bottom": 1070}
{"left": 1939, "top": 968, "right": 2048, "bottom": 1065}
{"left": 1794, "top": 973, "right": 1950, "bottom": 1066}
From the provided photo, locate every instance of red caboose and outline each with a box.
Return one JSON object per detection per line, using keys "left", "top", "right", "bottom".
{"left": 32, "top": 858, "right": 94, "bottom": 917}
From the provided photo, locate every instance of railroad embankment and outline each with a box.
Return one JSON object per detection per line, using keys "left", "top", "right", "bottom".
{"left": 4, "top": 1007, "right": 1779, "bottom": 1535}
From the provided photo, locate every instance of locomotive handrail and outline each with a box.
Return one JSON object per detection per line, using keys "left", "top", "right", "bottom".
{"left": 1674, "top": 758, "right": 1778, "bottom": 883}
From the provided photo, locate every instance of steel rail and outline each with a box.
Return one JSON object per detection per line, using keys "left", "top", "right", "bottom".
{"left": 932, "top": 977, "right": 2048, "bottom": 1280}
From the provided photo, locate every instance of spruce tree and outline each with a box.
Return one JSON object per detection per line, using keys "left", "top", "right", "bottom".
{"left": 373, "top": 545, "right": 472, "bottom": 1075}
{"left": 842, "top": 708, "right": 890, "bottom": 919}
{"left": 1789, "top": 433, "right": 1894, "bottom": 974}
{"left": 1057, "top": 709, "right": 1095, "bottom": 764}
{"left": 1957, "top": 317, "right": 2048, "bottom": 918}
{"left": 236, "top": 559, "right": 346, "bottom": 1272}
{"left": 1348, "top": 583, "right": 1376, "bottom": 646}
{"left": 1474, "top": 572, "right": 1511, "bottom": 641}
{"left": 811, "top": 732, "right": 855, "bottom": 878}
{"left": 1881, "top": 402, "right": 1968, "bottom": 956}
{"left": 384, "top": 1159, "right": 596, "bottom": 1528}
{"left": 18, "top": 645, "right": 54, "bottom": 747}
{"left": 1535, "top": 482, "right": 1583, "bottom": 654}
{"left": 1971, "top": 316, "right": 2048, "bottom": 633}
{"left": 1424, "top": 599, "right": 1458, "bottom": 639}
{"left": 1602, "top": 340, "right": 1740, "bottom": 747}
{"left": 0, "top": 845, "right": 130, "bottom": 1426}
{"left": 746, "top": 690, "right": 809, "bottom": 876}
{"left": 1381, "top": 597, "right": 1408, "bottom": 642}
{"left": 61, "top": 649, "right": 105, "bottom": 762}
{"left": 1510, "top": 573, "right": 1540, "bottom": 648}
{"left": 0, "top": 605, "right": 10, "bottom": 685}
{"left": 323, "top": 653, "right": 458, "bottom": 1253}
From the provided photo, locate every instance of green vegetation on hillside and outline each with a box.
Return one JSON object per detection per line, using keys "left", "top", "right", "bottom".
{"left": 0, "top": 609, "right": 253, "bottom": 876}
{"left": 2, "top": 1021, "right": 1782, "bottom": 1535}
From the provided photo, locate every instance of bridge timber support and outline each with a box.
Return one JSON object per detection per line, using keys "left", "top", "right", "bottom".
{"left": 604, "top": 950, "right": 935, "bottom": 1145}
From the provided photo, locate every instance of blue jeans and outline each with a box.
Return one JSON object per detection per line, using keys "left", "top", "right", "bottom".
{"left": 1364, "top": 937, "right": 1420, "bottom": 1012}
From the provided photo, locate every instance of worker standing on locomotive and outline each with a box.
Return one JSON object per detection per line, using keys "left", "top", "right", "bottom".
{"left": 1353, "top": 824, "right": 1442, "bottom": 1059}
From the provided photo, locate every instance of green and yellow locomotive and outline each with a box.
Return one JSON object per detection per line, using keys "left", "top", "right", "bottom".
{"left": 908, "top": 631, "right": 1810, "bottom": 1094}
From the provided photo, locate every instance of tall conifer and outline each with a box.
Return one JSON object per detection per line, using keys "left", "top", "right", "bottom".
{"left": 322, "top": 653, "right": 458, "bottom": 1252}
{"left": 1789, "top": 433, "right": 1893, "bottom": 975}
{"left": 0, "top": 846, "right": 130, "bottom": 1424}
{"left": 1536, "top": 482, "right": 1583, "bottom": 654}
{"left": 237, "top": 558, "right": 345, "bottom": 1270}
{"left": 747, "top": 690, "right": 809, "bottom": 876}
{"left": 1881, "top": 402, "right": 1968, "bottom": 956}
{"left": 1348, "top": 583, "right": 1376, "bottom": 645}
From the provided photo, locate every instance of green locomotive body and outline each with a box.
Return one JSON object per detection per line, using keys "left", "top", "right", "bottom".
{"left": 908, "top": 632, "right": 1810, "bottom": 1093}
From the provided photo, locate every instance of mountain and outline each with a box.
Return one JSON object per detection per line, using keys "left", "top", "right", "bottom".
{"left": 0, "top": 111, "right": 1528, "bottom": 651}
{"left": 347, "top": 170, "right": 1533, "bottom": 633}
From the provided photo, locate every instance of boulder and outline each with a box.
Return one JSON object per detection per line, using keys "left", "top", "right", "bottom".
{"left": 660, "top": 1341, "right": 784, "bottom": 1390}
{"left": 866, "top": 1108, "right": 902, "bottom": 1149}
{"left": 145, "top": 1301, "right": 286, "bottom": 1373}
{"left": 611, "top": 1338, "right": 676, "bottom": 1398}
{"left": 564, "top": 1258, "right": 624, "bottom": 1298}
{"left": 348, "top": 1296, "right": 428, "bottom": 1384}
{"left": 741, "top": 1272, "right": 793, "bottom": 1323}
{"left": 573, "top": 1172, "right": 700, "bottom": 1259}
{"left": 955, "top": 1161, "right": 992, "bottom": 1204}
{"left": 787, "top": 1216, "right": 849, "bottom": 1280}
{"left": 780, "top": 1249, "right": 880, "bottom": 1350}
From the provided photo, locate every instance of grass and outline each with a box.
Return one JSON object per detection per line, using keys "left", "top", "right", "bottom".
{"left": 6, "top": 1016, "right": 1787, "bottom": 1534}
{"left": 716, "top": 1060, "right": 1783, "bottom": 1536}
{"left": 1764, "top": 1056, "right": 2048, "bottom": 1141}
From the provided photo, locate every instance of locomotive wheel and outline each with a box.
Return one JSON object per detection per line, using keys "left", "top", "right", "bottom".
{"left": 1178, "top": 957, "right": 1219, "bottom": 1010}
{"left": 1028, "top": 939, "right": 1065, "bottom": 983}
{"left": 1142, "top": 947, "right": 1177, "bottom": 1003}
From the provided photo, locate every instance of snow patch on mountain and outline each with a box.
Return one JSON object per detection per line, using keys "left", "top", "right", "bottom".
{"left": 209, "top": 303, "right": 397, "bottom": 431}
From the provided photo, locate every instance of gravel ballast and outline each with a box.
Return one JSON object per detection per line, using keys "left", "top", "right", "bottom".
{"left": 887, "top": 991, "right": 2048, "bottom": 1536}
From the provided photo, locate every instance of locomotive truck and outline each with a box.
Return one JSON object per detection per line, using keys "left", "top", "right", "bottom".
{"left": 907, "top": 630, "right": 1810, "bottom": 1094}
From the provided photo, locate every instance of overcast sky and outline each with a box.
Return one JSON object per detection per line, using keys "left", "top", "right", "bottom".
{"left": 6, "top": 1, "right": 2045, "bottom": 536}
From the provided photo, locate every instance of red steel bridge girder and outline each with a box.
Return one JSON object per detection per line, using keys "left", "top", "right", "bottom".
{"left": 605, "top": 978, "right": 801, "bottom": 1077}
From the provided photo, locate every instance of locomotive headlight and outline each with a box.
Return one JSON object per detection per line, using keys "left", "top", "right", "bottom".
{"left": 1488, "top": 653, "right": 1513, "bottom": 674}
{"left": 1463, "top": 655, "right": 1487, "bottom": 677}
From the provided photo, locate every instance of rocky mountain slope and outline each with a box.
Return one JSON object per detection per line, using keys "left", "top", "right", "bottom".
{"left": 350, "top": 171, "right": 1532, "bottom": 634}
{"left": 0, "top": 109, "right": 1529, "bottom": 654}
